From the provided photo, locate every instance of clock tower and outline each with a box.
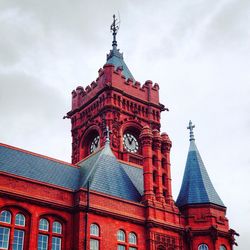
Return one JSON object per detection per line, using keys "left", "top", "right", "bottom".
{"left": 66, "top": 15, "right": 173, "bottom": 204}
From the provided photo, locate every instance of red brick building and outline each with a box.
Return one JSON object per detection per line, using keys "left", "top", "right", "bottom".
{"left": 0, "top": 16, "right": 238, "bottom": 250}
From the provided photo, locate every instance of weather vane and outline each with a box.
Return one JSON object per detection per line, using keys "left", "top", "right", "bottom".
{"left": 110, "top": 14, "right": 120, "bottom": 48}
{"left": 187, "top": 120, "right": 195, "bottom": 141}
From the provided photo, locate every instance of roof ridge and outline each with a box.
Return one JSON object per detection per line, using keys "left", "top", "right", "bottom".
{"left": 79, "top": 147, "right": 105, "bottom": 188}
{"left": 0, "top": 142, "right": 77, "bottom": 168}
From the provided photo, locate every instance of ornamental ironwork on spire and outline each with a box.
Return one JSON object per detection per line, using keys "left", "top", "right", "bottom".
{"left": 106, "top": 15, "right": 134, "bottom": 81}
{"left": 110, "top": 14, "right": 119, "bottom": 49}
{"left": 187, "top": 120, "right": 195, "bottom": 141}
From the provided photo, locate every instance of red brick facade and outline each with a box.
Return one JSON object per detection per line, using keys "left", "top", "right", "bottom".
{"left": 0, "top": 26, "right": 238, "bottom": 250}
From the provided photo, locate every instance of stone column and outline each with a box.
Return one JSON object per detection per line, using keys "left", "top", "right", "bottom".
{"left": 140, "top": 126, "right": 154, "bottom": 201}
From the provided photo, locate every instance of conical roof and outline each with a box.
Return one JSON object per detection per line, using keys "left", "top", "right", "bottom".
{"left": 78, "top": 142, "right": 141, "bottom": 201}
{"left": 176, "top": 121, "right": 225, "bottom": 208}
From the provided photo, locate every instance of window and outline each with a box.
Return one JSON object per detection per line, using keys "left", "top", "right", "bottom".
{"left": 220, "top": 246, "right": 226, "bottom": 250}
{"left": 0, "top": 210, "right": 11, "bottom": 224}
{"left": 118, "top": 245, "right": 126, "bottom": 250}
{"left": 129, "top": 232, "right": 137, "bottom": 245}
{"left": 117, "top": 230, "right": 125, "bottom": 242}
{"left": 13, "top": 229, "right": 25, "bottom": 250}
{"left": 117, "top": 230, "right": 138, "bottom": 250}
{"left": 0, "top": 227, "right": 10, "bottom": 249}
{"left": 38, "top": 234, "right": 48, "bottom": 250}
{"left": 52, "top": 222, "right": 62, "bottom": 234}
{"left": 15, "top": 213, "right": 25, "bottom": 226}
{"left": 90, "top": 223, "right": 100, "bottom": 250}
{"left": 198, "top": 244, "right": 209, "bottom": 250}
{"left": 0, "top": 209, "right": 28, "bottom": 250}
{"left": 90, "top": 239, "right": 99, "bottom": 250}
{"left": 90, "top": 224, "right": 99, "bottom": 237}
{"left": 39, "top": 219, "right": 49, "bottom": 231}
{"left": 38, "top": 217, "right": 63, "bottom": 250}
{"left": 52, "top": 237, "right": 61, "bottom": 250}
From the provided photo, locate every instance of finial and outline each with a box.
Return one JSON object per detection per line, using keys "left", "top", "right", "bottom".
{"left": 187, "top": 120, "right": 195, "bottom": 141}
{"left": 105, "top": 126, "right": 112, "bottom": 143}
{"left": 110, "top": 14, "right": 119, "bottom": 48}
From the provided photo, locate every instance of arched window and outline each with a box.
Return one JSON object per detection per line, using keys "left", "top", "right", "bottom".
{"left": 0, "top": 210, "right": 11, "bottom": 224}
{"left": 90, "top": 223, "right": 100, "bottom": 250}
{"left": 117, "top": 230, "right": 126, "bottom": 250}
{"left": 117, "top": 230, "right": 125, "bottom": 242}
{"left": 117, "top": 230, "right": 138, "bottom": 250}
{"left": 0, "top": 209, "right": 28, "bottom": 250}
{"left": 39, "top": 218, "right": 49, "bottom": 231}
{"left": 53, "top": 222, "right": 62, "bottom": 234}
{"left": 198, "top": 244, "right": 209, "bottom": 250}
{"left": 129, "top": 232, "right": 137, "bottom": 244}
{"left": 220, "top": 246, "right": 226, "bottom": 250}
{"left": 15, "top": 213, "right": 25, "bottom": 226}
{"left": 128, "top": 232, "right": 137, "bottom": 249}
{"left": 38, "top": 217, "right": 63, "bottom": 250}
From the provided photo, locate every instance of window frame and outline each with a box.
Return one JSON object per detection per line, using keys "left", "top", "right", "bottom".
{"left": 0, "top": 208, "right": 28, "bottom": 250}
{"left": 90, "top": 223, "right": 100, "bottom": 250}
{"left": 116, "top": 230, "right": 138, "bottom": 250}
{"left": 38, "top": 216, "right": 63, "bottom": 250}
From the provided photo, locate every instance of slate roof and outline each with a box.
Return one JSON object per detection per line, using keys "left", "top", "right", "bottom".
{"left": 78, "top": 142, "right": 142, "bottom": 202}
{"left": 106, "top": 47, "right": 135, "bottom": 81}
{"left": 176, "top": 140, "right": 225, "bottom": 208}
{"left": 0, "top": 143, "right": 143, "bottom": 202}
{"left": 0, "top": 144, "right": 79, "bottom": 190}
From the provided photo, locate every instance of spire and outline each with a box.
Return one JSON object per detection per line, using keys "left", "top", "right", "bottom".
{"left": 176, "top": 121, "right": 225, "bottom": 208}
{"left": 106, "top": 15, "right": 135, "bottom": 81}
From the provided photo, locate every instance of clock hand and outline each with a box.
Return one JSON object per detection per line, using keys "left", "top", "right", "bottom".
{"left": 128, "top": 137, "right": 133, "bottom": 144}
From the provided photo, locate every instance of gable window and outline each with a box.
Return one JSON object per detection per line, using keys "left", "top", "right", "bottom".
{"left": 0, "top": 209, "right": 28, "bottom": 250}
{"left": 38, "top": 217, "right": 63, "bottom": 250}
{"left": 198, "top": 244, "right": 209, "bottom": 250}
{"left": 90, "top": 223, "right": 100, "bottom": 250}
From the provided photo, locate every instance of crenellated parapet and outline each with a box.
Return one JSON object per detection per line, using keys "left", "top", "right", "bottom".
{"left": 69, "top": 64, "right": 161, "bottom": 113}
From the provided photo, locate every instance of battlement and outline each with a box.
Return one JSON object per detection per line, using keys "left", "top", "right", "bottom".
{"left": 70, "top": 64, "right": 160, "bottom": 112}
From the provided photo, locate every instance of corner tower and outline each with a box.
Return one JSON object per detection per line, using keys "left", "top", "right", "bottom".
{"left": 176, "top": 121, "right": 238, "bottom": 250}
{"left": 66, "top": 15, "right": 173, "bottom": 204}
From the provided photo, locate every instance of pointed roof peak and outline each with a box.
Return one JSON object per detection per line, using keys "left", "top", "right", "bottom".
{"left": 105, "top": 15, "right": 135, "bottom": 81}
{"left": 78, "top": 139, "right": 141, "bottom": 201}
{"left": 176, "top": 122, "right": 225, "bottom": 208}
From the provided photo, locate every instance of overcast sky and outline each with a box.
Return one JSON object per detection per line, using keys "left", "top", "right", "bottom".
{"left": 0, "top": 0, "right": 249, "bottom": 248}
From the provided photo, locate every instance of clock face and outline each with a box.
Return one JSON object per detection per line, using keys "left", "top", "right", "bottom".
{"left": 123, "top": 133, "right": 139, "bottom": 153}
{"left": 90, "top": 135, "right": 100, "bottom": 153}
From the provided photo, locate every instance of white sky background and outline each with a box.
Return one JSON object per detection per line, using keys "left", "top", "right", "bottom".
{"left": 0, "top": 0, "right": 249, "bottom": 248}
